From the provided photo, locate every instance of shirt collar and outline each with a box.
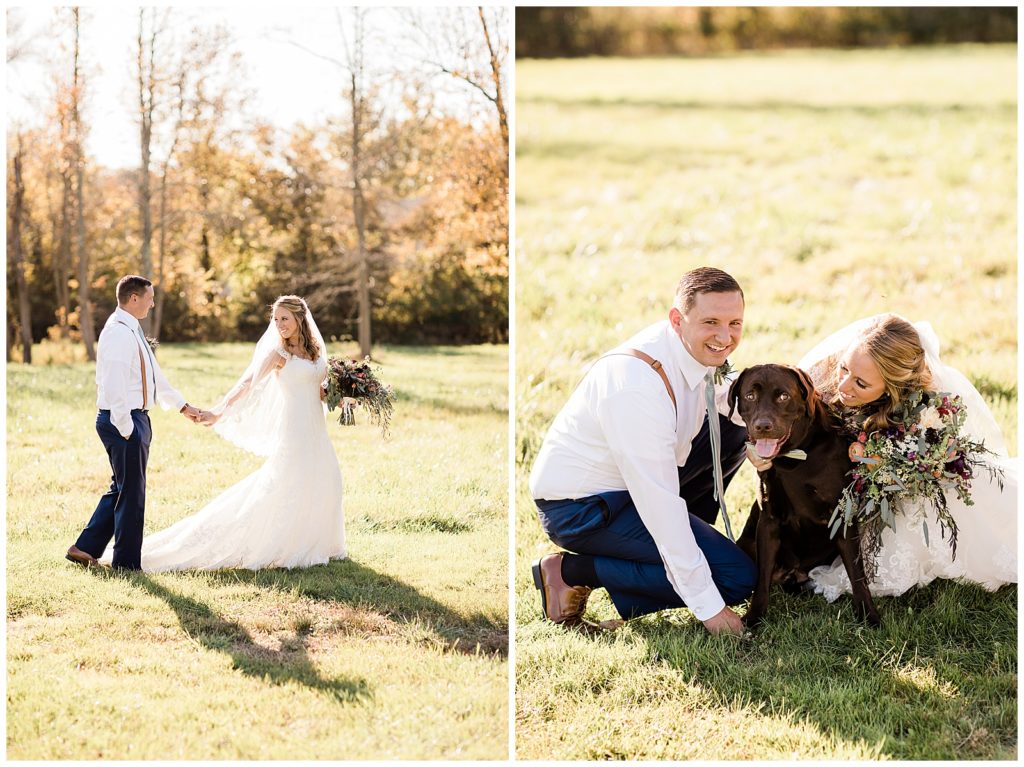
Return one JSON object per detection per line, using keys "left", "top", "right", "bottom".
{"left": 663, "top": 321, "right": 714, "bottom": 391}
{"left": 113, "top": 306, "right": 141, "bottom": 331}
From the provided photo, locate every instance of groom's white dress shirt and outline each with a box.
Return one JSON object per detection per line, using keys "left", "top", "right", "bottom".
{"left": 529, "top": 320, "right": 742, "bottom": 622}
{"left": 96, "top": 307, "right": 186, "bottom": 439}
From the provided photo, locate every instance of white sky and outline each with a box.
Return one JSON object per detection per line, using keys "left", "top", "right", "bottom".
{"left": 6, "top": 5, "right": 499, "bottom": 168}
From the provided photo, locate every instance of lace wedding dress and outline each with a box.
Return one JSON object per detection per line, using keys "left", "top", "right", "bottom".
{"left": 100, "top": 312, "right": 346, "bottom": 572}
{"left": 800, "top": 316, "right": 1017, "bottom": 601}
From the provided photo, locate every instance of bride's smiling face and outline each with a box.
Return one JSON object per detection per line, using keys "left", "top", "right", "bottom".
{"left": 837, "top": 343, "right": 886, "bottom": 407}
{"left": 274, "top": 307, "right": 299, "bottom": 342}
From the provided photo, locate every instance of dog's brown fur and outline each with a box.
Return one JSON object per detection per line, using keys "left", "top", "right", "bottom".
{"left": 730, "top": 364, "right": 881, "bottom": 628}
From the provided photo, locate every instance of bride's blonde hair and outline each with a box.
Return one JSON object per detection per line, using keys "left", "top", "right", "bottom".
{"left": 817, "top": 314, "right": 933, "bottom": 432}
{"left": 273, "top": 295, "right": 320, "bottom": 362}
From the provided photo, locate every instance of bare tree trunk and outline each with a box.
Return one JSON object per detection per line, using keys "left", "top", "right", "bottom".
{"left": 74, "top": 162, "right": 94, "bottom": 358}
{"left": 136, "top": 9, "right": 157, "bottom": 334}
{"left": 479, "top": 7, "right": 508, "bottom": 159}
{"left": 56, "top": 131, "right": 73, "bottom": 340}
{"left": 9, "top": 137, "right": 32, "bottom": 363}
{"left": 348, "top": 10, "right": 371, "bottom": 358}
{"left": 153, "top": 70, "right": 186, "bottom": 342}
{"left": 72, "top": 8, "right": 95, "bottom": 360}
{"left": 153, "top": 171, "right": 169, "bottom": 340}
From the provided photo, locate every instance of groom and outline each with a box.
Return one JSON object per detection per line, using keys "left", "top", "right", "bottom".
{"left": 529, "top": 266, "right": 757, "bottom": 635}
{"left": 66, "top": 275, "right": 203, "bottom": 571}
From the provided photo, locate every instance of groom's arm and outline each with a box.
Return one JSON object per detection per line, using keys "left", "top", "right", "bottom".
{"left": 100, "top": 330, "right": 137, "bottom": 439}
{"left": 596, "top": 387, "right": 727, "bottom": 622}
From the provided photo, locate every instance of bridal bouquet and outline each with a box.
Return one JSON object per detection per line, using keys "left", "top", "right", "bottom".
{"left": 829, "top": 389, "right": 1003, "bottom": 571}
{"left": 323, "top": 356, "right": 395, "bottom": 437}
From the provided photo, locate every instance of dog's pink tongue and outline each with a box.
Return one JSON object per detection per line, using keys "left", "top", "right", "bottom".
{"left": 755, "top": 439, "right": 780, "bottom": 458}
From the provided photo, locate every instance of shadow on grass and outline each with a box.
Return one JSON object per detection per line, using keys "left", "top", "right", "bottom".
{"left": 91, "top": 557, "right": 506, "bottom": 703}
{"left": 613, "top": 581, "right": 1017, "bottom": 758}
{"left": 204, "top": 558, "right": 509, "bottom": 658}
{"left": 106, "top": 570, "right": 372, "bottom": 704}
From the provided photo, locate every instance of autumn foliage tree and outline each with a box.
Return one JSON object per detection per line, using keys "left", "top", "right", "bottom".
{"left": 6, "top": 7, "right": 508, "bottom": 359}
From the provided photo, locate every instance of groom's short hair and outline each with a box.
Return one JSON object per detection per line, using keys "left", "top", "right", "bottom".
{"left": 674, "top": 267, "right": 744, "bottom": 314}
{"left": 116, "top": 275, "right": 153, "bottom": 305}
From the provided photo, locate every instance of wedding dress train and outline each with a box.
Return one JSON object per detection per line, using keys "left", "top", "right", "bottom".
{"left": 101, "top": 350, "right": 346, "bottom": 572}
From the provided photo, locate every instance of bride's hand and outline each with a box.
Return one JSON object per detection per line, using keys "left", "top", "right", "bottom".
{"left": 199, "top": 410, "right": 220, "bottom": 426}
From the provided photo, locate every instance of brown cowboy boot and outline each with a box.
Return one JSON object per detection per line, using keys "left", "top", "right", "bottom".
{"left": 65, "top": 545, "right": 99, "bottom": 567}
{"left": 532, "top": 552, "right": 592, "bottom": 624}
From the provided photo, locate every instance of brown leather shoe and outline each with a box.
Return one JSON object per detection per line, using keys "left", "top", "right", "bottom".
{"left": 532, "top": 553, "right": 592, "bottom": 624}
{"left": 66, "top": 545, "right": 98, "bottom": 567}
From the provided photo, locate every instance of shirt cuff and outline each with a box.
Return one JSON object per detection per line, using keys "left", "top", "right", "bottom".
{"left": 685, "top": 582, "right": 727, "bottom": 623}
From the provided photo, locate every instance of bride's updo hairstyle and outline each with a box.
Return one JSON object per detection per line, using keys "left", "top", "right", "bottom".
{"left": 820, "top": 314, "right": 934, "bottom": 433}
{"left": 273, "top": 295, "right": 320, "bottom": 362}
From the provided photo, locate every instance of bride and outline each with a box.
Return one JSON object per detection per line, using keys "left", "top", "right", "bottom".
{"left": 797, "top": 313, "right": 1016, "bottom": 601}
{"left": 101, "top": 295, "right": 346, "bottom": 572}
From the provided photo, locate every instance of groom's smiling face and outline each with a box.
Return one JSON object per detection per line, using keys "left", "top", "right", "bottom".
{"left": 670, "top": 290, "right": 744, "bottom": 367}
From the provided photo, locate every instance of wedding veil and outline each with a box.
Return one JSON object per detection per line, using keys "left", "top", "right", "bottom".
{"left": 211, "top": 301, "right": 328, "bottom": 457}
{"left": 797, "top": 314, "right": 1008, "bottom": 457}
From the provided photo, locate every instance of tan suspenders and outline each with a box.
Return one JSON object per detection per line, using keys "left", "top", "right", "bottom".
{"left": 596, "top": 348, "right": 678, "bottom": 418}
{"left": 117, "top": 321, "right": 150, "bottom": 410}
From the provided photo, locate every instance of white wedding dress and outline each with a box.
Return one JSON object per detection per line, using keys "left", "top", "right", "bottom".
{"left": 800, "top": 316, "right": 1017, "bottom": 601}
{"left": 100, "top": 314, "right": 346, "bottom": 572}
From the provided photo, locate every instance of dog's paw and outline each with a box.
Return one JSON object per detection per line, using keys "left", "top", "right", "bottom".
{"left": 742, "top": 612, "right": 764, "bottom": 630}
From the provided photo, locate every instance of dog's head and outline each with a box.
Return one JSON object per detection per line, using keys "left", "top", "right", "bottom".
{"left": 728, "top": 364, "right": 823, "bottom": 460}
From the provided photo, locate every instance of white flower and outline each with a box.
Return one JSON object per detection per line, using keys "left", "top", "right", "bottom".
{"left": 876, "top": 470, "right": 896, "bottom": 485}
{"left": 917, "top": 406, "right": 944, "bottom": 430}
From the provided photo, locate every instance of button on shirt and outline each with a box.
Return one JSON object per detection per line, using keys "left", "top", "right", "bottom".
{"left": 96, "top": 307, "right": 186, "bottom": 438}
{"left": 529, "top": 320, "right": 743, "bottom": 621}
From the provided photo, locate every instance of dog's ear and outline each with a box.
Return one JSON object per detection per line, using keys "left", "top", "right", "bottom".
{"left": 790, "top": 366, "right": 822, "bottom": 422}
{"left": 727, "top": 368, "right": 748, "bottom": 420}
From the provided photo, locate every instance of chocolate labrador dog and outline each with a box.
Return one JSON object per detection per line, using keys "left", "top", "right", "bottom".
{"left": 730, "top": 364, "right": 881, "bottom": 628}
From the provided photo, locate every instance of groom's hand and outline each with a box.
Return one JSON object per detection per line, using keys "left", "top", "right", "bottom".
{"left": 180, "top": 404, "right": 201, "bottom": 422}
{"left": 702, "top": 606, "right": 744, "bottom": 636}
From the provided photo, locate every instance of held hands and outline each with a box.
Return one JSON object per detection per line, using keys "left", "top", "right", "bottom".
{"left": 180, "top": 404, "right": 202, "bottom": 423}
{"left": 197, "top": 410, "right": 219, "bottom": 426}
{"left": 180, "top": 404, "right": 218, "bottom": 426}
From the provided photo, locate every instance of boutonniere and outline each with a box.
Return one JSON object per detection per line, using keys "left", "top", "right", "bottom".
{"left": 146, "top": 336, "right": 160, "bottom": 354}
{"left": 712, "top": 359, "right": 735, "bottom": 385}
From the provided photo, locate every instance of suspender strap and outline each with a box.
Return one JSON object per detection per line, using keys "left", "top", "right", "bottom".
{"left": 117, "top": 321, "right": 149, "bottom": 410}
{"left": 600, "top": 349, "right": 677, "bottom": 418}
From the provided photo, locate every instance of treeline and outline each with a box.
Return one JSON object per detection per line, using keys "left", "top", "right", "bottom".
{"left": 7, "top": 8, "right": 508, "bottom": 363}
{"left": 516, "top": 7, "right": 1017, "bottom": 58}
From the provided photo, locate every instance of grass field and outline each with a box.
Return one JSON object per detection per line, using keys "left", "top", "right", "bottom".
{"left": 7, "top": 342, "right": 508, "bottom": 759}
{"left": 515, "top": 46, "right": 1016, "bottom": 760}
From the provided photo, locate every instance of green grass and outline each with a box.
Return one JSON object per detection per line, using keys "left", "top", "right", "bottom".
{"left": 7, "top": 342, "right": 508, "bottom": 759}
{"left": 516, "top": 46, "right": 1016, "bottom": 760}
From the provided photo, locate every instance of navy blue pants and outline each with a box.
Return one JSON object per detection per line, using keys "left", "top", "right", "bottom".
{"left": 535, "top": 414, "right": 755, "bottom": 619}
{"left": 76, "top": 409, "right": 152, "bottom": 570}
